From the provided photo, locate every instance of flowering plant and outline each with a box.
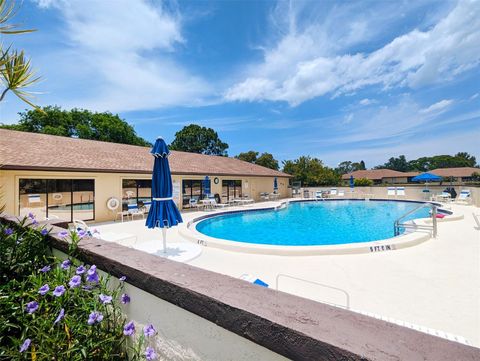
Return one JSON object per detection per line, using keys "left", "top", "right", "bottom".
{"left": 0, "top": 218, "right": 159, "bottom": 360}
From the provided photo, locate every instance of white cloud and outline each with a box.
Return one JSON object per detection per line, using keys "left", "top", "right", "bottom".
{"left": 359, "top": 98, "right": 374, "bottom": 106}
{"left": 470, "top": 93, "right": 479, "bottom": 100}
{"left": 419, "top": 99, "right": 454, "bottom": 114}
{"left": 225, "top": 0, "right": 480, "bottom": 106}
{"left": 32, "top": 0, "right": 211, "bottom": 112}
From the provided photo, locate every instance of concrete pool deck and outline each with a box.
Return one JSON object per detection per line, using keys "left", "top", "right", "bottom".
{"left": 93, "top": 200, "right": 480, "bottom": 348}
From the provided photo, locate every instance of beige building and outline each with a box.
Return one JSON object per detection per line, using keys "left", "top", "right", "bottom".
{"left": 0, "top": 129, "right": 291, "bottom": 222}
{"left": 341, "top": 169, "right": 420, "bottom": 184}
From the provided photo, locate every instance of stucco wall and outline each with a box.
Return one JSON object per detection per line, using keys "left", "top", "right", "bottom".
{"left": 302, "top": 185, "right": 480, "bottom": 207}
{"left": 0, "top": 169, "right": 290, "bottom": 222}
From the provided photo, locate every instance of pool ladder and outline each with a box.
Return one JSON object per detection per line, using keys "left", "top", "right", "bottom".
{"left": 394, "top": 203, "right": 437, "bottom": 238}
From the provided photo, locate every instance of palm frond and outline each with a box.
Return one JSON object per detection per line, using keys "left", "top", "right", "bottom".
{"left": 0, "top": 0, "right": 35, "bottom": 35}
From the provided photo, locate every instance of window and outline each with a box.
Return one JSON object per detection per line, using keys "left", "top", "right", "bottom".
{"left": 182, "top": 179, "right": 204, "bottom": 208}
{"left": 19, "top": 179, "right": 95, "bottom": 222}
{"left": 222, "top": 180, "right": 242, "bottom": 201}
{"left": 122, "top": 179, "right": 152, "bottom": 205}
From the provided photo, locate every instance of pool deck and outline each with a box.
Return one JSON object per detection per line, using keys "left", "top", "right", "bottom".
{"left": 93, "top": 199, "right": 480, "bottom": 348}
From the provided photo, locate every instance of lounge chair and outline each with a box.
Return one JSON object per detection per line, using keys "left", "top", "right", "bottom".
{"left": 127, "top": 204, "right": 144, "bottom": 220}
{"left": 387, "top": 187, "right": 396, "bottom": 198}
{"left": 433, "top": 191, "right": 452, "bottom": 203}
{"left": 315, "top": 191, "right": 324, "bottom": 200}
{"left": 396, "top": 187, "right": 405, "bottom": 197}
{"left": 73, "top": 220, "right": 137, "bottom": 245}
{"left": 189, "top": 198, "right": 200, "bottom": 210}
{"left": 330, "top": 188, "right": 338, "bottom": 197}
{"left": 338, "top": 190, "right": 345, "bottom": 197}
{"left": 210, "top": 199, "right": 228, "bottom": 209}
{"left": 455, "top": 190, "right": 472, "bottom": 205}
{"left": 473, "top": 213, "right": 480, "bottom": 230}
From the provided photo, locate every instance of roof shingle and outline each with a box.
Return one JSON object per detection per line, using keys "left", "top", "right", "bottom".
{"left": 0, "top": 129, "right": 290, "bottom": 178}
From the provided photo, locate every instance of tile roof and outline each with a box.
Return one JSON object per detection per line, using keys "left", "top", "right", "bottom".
{"left": 341, "top": 169, "right": 415, "bottom": 180}
{"left": 430, "top": 167, "right": 480, "bottom": 177}
{"left": 0, "top": 129, "right": 290, "bottom": 178}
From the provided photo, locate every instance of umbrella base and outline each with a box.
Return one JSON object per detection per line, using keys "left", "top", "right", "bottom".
{"left": 133, "top": 240, "right": 202, "bottom": 263}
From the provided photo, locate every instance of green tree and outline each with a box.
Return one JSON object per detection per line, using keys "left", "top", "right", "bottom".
{"left": 256, "top": 152, "right": 279, "bottom": 170}
{"left": 0, "top": 0, "right": 40, "bottom": 109}
{"left": 336, "top": 160, "right": 366, "bottom": 174}
{"left": 454, "top": 152, "right": 476, "bottom": 167}
{"left": 1, "top": 106, "right": 151, "bottom": 146}
{"left": 235, "top": 151, "right": 258, "bottom": 163}
{"left": 169, "top": 124, "right": 229, "bottom": 156}
{"left": 375, "top": 155, "right": 409, "bottom": 172}
{"left": 283, "top": 156, "right": 340, "bottom": 186}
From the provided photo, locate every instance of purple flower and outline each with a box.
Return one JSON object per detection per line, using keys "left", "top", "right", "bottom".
{"left": 145, "top": 347, "right": 157, "bottom": 360}
{"left": 99, "top": 294, "right": 112, "bottom": 304}
{"left": 143, "top": 324, "right": 156, "bottom": 337}
{"left": 28, "top": 212, "right": 35, "bottom": 219}
{"left": 68, "top": 275, "right": 81, "bottom": 288}
{"left": 77, "top": 230, "right": 87, "bottom": 238}
{"left": 119, "top": 276, "right": 126, "bottom": 282}
{"left": 39, "top": 265, "right": 51, "bottom": 273}
{"left": 54, "top": 308, "right": 65, "bottom": 325}
{"left": 58, "top": 230, "right": 68, "bottom": 238}
{"left": 121, "top": 293, "right": 130, "bottom": 304}
{"left": 25, "top": 301, "right": 39, "bottom": 314}
{"left": 123, "top": 321, "right": 135, "bottom": 336}
{"left": 19, "top": 338, "right": 31, "bottom": 353}
{"left": 61, "top": 259, "right": 71, "bottom": 270}
{"left": 4, "top": 228, "right": 13, "bottom": 236}
{"left": 53, "top": 285, "right": 66, "bottom": 297}
{"left": 76, "top": 265, "right": 86, "bottom": 274}
{"left": 38, "top": 284, "right": 50, "bottom": 295}
{"left": 86, "top": 265, "right": 99, "bottom": 283}
{"left": 40, "top": 228, "right": 48, "bottom": 236}
{"left": 87, "top": 311, "right": 103, "bottom": 325}
{"left": 32, "top": 219, "right": 39, "bottom": 226}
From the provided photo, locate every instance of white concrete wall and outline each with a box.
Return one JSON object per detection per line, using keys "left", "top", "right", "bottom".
{"left": 301, "top": 185, "right": 480, "bottom": 207}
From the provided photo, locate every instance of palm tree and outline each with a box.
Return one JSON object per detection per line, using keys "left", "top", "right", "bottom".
{"left": 0, "top": 0, "right": 40, "bottom": 109}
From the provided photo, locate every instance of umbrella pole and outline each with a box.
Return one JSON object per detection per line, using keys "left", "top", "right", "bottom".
{"left": 162, "top": 227, "right": 167, "bottom": 253}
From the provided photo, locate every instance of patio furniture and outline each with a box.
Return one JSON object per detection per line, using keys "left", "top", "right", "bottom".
{"left": 127, "top": 204, "right": 145, "bottom": 220}
{"left": 455, "top": 190, "right": 472, "bottom": 205}
{"left": 396, "top": 187, "right": 405, "bottom": 197}
{"left": 189, "top": 198, "right": 200, "bottom": 210}
{"left": 473, "top": 213, "right": 480, "bottom": 230}
{"left": 315, "top": 191, "right": 324, "bottom": 200}
{"left": 116, "top": 203, "right": 131, "bottom": 222}
{"left": 329, "top": 188, "right": 338, "bottom": 197}
{"left": 200, "top": 198, "right": 215, "bottom": 210}
{"left": 269, "top": 192, "right": 280, "bottom": 201}
{"left": 260, "top": 192, "right": 269, "bottom": 201}
{"left": 338, "top": 190, "right": 345, "bottom": 197}
{"left": 387, "top": 187, "right": 396, "bottom": 198}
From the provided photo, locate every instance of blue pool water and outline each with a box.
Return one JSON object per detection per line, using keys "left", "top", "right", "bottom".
{"left": 196, "top": 200, "right": 431, "bottom": 246}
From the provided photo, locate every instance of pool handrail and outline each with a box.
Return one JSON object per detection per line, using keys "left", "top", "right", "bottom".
{"left": 394, "top": 203, "right": 437, "bottom": 238}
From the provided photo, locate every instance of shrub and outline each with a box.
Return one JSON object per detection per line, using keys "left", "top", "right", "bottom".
{"left": 0, "top": 217, "right": 158, "bottom": 360}
{"left": 354, "top": 178, "right": 373, "bottom": 186}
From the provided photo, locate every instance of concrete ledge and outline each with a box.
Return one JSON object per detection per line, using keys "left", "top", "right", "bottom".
{"left": 2, "top": 214, "right": 479, "bottom": 360}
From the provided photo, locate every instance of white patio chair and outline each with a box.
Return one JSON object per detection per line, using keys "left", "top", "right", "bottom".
{"left": 472, "top": 213, "right": 480, "bottom": 230}
{"left": 455, "top": 190, "right": 472, "bottom": 205}
{"left": 330, "top": 188, "right": 338, "bottom": 197}
{"left": 338, "top": 190, "right": 345, "bottom": 197}
{"left": 387, "top": 187, "right": 396, "bottom": 198}
{"left": 396, "top": 187, "right": 405, "bottom": 197}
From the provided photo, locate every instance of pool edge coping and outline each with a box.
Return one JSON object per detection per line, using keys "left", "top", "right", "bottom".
{"left": 178, "top": 199, "right": 462, "bottom": 256}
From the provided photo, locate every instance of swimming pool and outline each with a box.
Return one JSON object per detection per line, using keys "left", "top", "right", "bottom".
{"left": 195, "top": 200, "right": 432, "bottom": 246}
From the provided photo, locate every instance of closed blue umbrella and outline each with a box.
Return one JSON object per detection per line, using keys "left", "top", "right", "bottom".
{"left": 203, "top": 176, "right": 211, "bottom": 198}
{"left": 273, "top": 177, "right": 278, "bottom": 193}
{"left": 146, "top": 137, "right": 183, "bottom": 253}
{"left": 349, "top": 175, "right": 355, "bottom": 189}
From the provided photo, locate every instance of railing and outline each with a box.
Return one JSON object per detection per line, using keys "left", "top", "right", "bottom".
{"left": 394, "top": 203, "right": 437, "bottom": 237}
{"left": 275, "top": 274, "right": 350, "bottom": 309}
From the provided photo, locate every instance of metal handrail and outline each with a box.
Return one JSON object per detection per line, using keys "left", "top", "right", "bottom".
{"left": 394, "top": 203, "right": 437, "bottom": 237}
{"left": 275, "top": 274, "right": 350, "bottom": 309}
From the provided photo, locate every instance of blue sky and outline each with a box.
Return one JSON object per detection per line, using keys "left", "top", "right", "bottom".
{"left": 1, "top": 0, "right": 479, "bottom": 168}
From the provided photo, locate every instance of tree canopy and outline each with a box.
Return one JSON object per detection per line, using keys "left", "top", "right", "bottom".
{"left": 336, "top": 160, "right": 366, "bottom": 174}
{"left": 169, "top": 124, "right": 229, "bottom": 156}
{"left": 0, "top": 106, "right": 151, "bottom": 146}
{"left": 375, "top": 153, "right": 477, "bottom": 172}
{"left": 235, "top": 150, "right": 279, "bottom": 170}
{"left": 282, "top": 156, "right": 340, "bottom": 186}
